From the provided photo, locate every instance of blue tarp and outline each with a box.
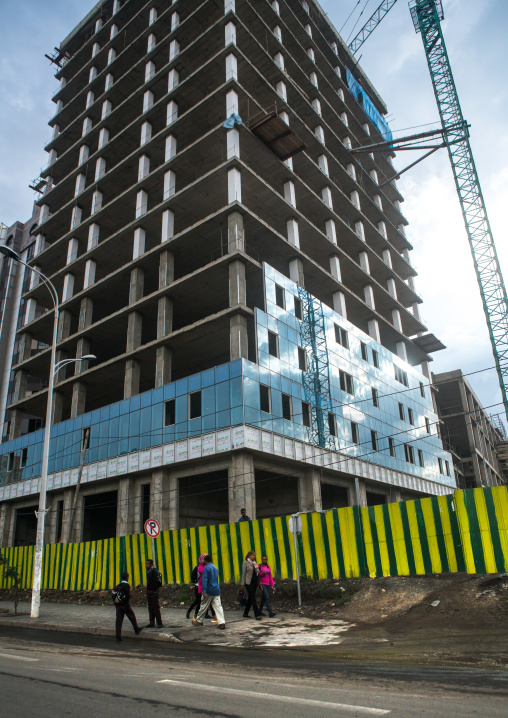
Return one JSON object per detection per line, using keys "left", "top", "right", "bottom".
{"left": 223, "top": 113, "right": 242, "bottom": 129}
{"left": 346, "top": 69, "right": 392, "bottom": 142}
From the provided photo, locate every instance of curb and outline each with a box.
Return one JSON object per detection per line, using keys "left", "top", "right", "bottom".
{"left": 0, "top": 617, "right": 182, "bottom": 642}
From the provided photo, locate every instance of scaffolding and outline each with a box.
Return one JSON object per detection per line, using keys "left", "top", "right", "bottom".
{"left": 297, "top": 287, "right": 333, "bottom": 448}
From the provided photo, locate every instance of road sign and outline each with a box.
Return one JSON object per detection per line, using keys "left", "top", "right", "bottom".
{"left": 144, "top": 518, "right": 160, "bottom": 538}
{"left": 288, "top": 514, "right": 303, "bottom": 535}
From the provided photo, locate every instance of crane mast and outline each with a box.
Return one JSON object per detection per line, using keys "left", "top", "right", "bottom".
{"left": 410, "top": 0, "right": 508, "bottom": 421}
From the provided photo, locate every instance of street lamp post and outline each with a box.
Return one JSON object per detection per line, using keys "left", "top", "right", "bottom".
{"left": 0, "top": 245, "right": 95, "bottom": 618}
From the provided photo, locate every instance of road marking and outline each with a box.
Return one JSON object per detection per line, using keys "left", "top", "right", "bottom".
{"left": 0, "top": 652, "right": 39, "bottom": 662}
{"left": 157, "top": 679, "right": 390, "bottom": 714}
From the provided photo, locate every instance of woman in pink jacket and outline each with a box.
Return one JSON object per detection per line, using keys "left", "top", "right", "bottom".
{"left": 259, "top": 555, "right": 276, "bottom": 617}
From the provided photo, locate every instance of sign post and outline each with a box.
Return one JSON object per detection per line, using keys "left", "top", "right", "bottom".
{"left": 144, "top": 518, "right": 160, "bottom": 564}
{"left": 288, "top": 513, "right": 303, "bottom": 607}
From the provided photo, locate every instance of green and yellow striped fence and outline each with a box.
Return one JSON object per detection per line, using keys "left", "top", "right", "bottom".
{"left": 1, "top": 487, "right": 507, "bottom": 591}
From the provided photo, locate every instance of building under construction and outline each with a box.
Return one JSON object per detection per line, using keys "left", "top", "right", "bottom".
{"left": 0, "top": 0, "right": 455, "bottom": 547}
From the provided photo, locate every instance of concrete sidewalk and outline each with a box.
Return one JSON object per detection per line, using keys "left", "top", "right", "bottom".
{"left": 0, "top": 601, "right": 354, "bottom": 648}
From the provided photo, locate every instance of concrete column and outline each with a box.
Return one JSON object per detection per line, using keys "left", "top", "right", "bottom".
{"left": 52, "top": 391, "right": 64, "bottom": 424}
{"left": 126, "top": 311, "right": 142, "bottom": 352}
{"left": 368, "top": 318, "right": 381, "bottom": 343}
{"left": 289, "top": 258, "right": 304, "bottom": 287}
{"left": 351, "top": 477, "right": 367, "bottom": 507}
{"left": 333, "top": 291, "right": 347, "bottom": 318}
{"left": 8, "top": 409, "right": 23, "bottom": 440}
{"left": 71, "top": 381, "right": 87, "bottom": 418}
{"left": 59, "top": 489, "right": 74, "bottom": 543}
{"left": 0, "top": 503, "right": 12, "bottom": 547}
{"left": 129, "top": 267, "right": 144, "bottom": 304}
{"left": 329, "top": 255, "right": 342, "bottom": 282}
{"left": 396, "top": 342, "right": 408, "bottom": 362}
{"left": 228, "top": 451, "right": 255, "bottom": 522}
{"left": 76, "top": 337, "right": 91, "bottom": 374}
{"left": 227, "top": 211, "right": 245, "bottom": 252}
{"left": 392, "top": 308, "right": 403, "bottom": 332}
{"left": 229, "top": 260, "right": 246, "bottom": 306}
{"left": 390, "top": 488, "right": 403, "bottom": 502}
{"left": 79, "top": 297, "right": 93, "bottom": 330}
{"left": 298, "top": 469, "right": 322, "bottom": 512}
{"left": 159, "top": 249, "right": 175, "bottom": 289}
{"left": 117, "top": 478, "right": 135, "bottom": 536}
{"left": 230, "top": 313, "right": 248, "bottom": 360}
{"left": 57, "top": 309, "right": 72, "bottom": 342}
{"left": 168, "top": 475, "right": 179, "bottom": 530}
{"left": 124, "top": 359, "right": 140, "bottom": 398}
{"left": 151, "top": 468, "right": 171, "bottom": 530}
{"left": 18, "top": 333, "right": 33, "bottom": 362}
{"left": 155, "top": 346, "right": 172, "bottom": 387}
{"left": 13, "top": 370, "right": 27, "bottom": 402}
{"left": 157, "top": 296, "right": 173, "bottom": 337}
{"left": 364, "top": 285, "right": 375, "bottom": 309}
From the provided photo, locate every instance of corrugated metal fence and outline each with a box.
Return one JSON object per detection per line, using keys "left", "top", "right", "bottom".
{"left": 1, "top": 487, "right": 507, "bottom": 591}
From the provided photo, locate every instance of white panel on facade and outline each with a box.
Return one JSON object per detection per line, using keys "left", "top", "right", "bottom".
{"left": 310, "top": 71, "right": 318, "bottom": 88}
{"left": 228, "top": 168, "right": 242, "bottom": 203}
{"left": 149, "top": 8, "right": 157, "bottom": 25}
{"left": 377, "top": 221, "right": 387, "bottom": 239}
{"left": 86, "top": 91, "right": 94, "bottom": 108}
{"left": 350, "top": 190, "right": 360, "bottom": 209}
{"left": 145, "top": 61, "right": 155, "bottom": 82}
{"left": 101, "top": 99, "right": 112, "bottom": 119}
{"left": 143, "top": 91, "right": 154, "bottom": 113}
{"left": 24, "top": 298, "right": 37, "bottom": 325}
{"left": 272, "top": 1, "right": 280, "bottom": 15}
{"left": 84, "top": 260, "right": 96, "bottom": 288}
{"left": 165, "top": 135, "right": 177, "bottom": 161}
{"left": 370, "top": 169, "right": 379, "bottom": 184}
{"left": 105, "top": 73, "right": 114, "bottom": 91}
{"left": 342, "top": 135, "right": 352, "bottom": 150}
{"left": 95, "top": 157, "right": 106, "bottom": 181}
{"left": 333, "top": 291, "right": 347, "bottom": 317}
{"left": 168, "top": 68, "right": 179, "bottom": 92}
{"left": 273, "top": 25, "right": 282, "bottom": 42}
{"left": 98, "top": 128, "right": 109, "bottom": 149}
{"left": 347, "top": 163, "right": 356, "bottom": 180}
{"left": 325, "top": 219, "right": 337, "bottom": 244}
{"left": 138, "top": 155, "right": 150, "bottom": 181}
{"left": 314, "top": 125, "right": 325, "bottom": 144}
{"left": 87, "top": 223, "right": 100, "bottom": 250}
{"left": 74, "top": 173, "right": 86, "bottom": 197}
{"left": 47, "top": 148, "right": 58, "bottom": 166}
{"left": 275, "top": 81, "right": 287, "bottom": 102}
{"left": 311, "top": 98, "right": 321, "bottom": 116}
{"left": 91, "top": 191, "right": 103, "bottom": 215}
{"left": 82, "top": 117, "right": 92, "bottom": 136}
{"left": 387, "top": 278, "right": 397, "bottom": 299}
{"left": 147, "top": 33, "right": 156, "bottom": 52}
{"left": 396, "top": 341, "right": 408, "bottom": 362}
{"left": 382, "top": 249, "right": 392, "bottom": 267}
{"left": 274, "top": 52, "right": 284, "bottom": 70}
{"left": 66, "top": 238, "right": 79, "bottom": 265}
{"left": 108, "top": 48, "right": 116, "bottom": 65}
{"left": 359, "top": 251, "right": 370, "bottom": 275}
{"left": 307, "top": 47, "right": 315, "bottom": 62}
{"left": 140, "top": 122, "right": 152, "bottom": 145}
{"left": 225, "top": 0, "right": 235, "bottom": 12}
{"left": 169, "top": 39, "right": 180, "bottom": 61}
{"left": 133, "top": 228, "right": 146, "bottom": 258}
{"left": 368, "top": 318, "right": 381, "bottom": 343}
{"left": 62, "top": 273, "right": 75, "bottom": 302}
{"left": 374, "top": 194, "right": 383, "bottom": 210}
{"left": 136, "top": 190, "right": 148, "bottom": 218}
{"left": 287, "top": 219, "right": 300, "bottom": 248}
{"left": 166, "top": 101, "right": 178, "bottom": 126}
{"left": 340, "top": 111, "right": 348, "bottom": 127}
{"left": 226, "top": 129, "right": 240, "bottom": 159}
{"left": 226, "top": 89, "right": 239, "bottom": 117}
{"left": 337, "top": 87, "right": 344, "bottom": 101}
{"left": 321, "top": 186, "right": 333, "bottom": 209}
{"left": 161, "top": 209, "right": 175, "bottom": 242}
{"left": 110, "top": 23, "right": 118, "bottom": 39}
{"left": 329, "top": 255, "right": 341, "bottom": 282}
{"left": 171, "top": 12, "right": 180, "bottom": 30}
{"left": 71, "top": 206, "right": 82, "bottom": 229}
{"left": 226, "top": 53, "right": 238, "bottom": 80}
{"left": 163, "top": 170, "right": 176, "bottom": 200}
{"left": 225, "top": 21, "right": 237, "bottom": 45}
{"left": 355, "top": 221, "right": 366, "bottom": 241}
{"left": 92, "top": 42, "right": 100, "bottom": 58}
{"left": 305, "top": 24, "right": 312, "bottom": 37}
{"left": 284, "top": 181, "right": 296, "bottom": 207}
{"left": 89, "top": 66, "right": 97, "bottom": 83}
{"left": 318, "top": 154, "right": 329, "bottom": 176}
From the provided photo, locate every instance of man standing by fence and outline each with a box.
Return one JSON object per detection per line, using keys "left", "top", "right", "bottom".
{"left": 145, "top": 559, "right": 164, "bottom": 628}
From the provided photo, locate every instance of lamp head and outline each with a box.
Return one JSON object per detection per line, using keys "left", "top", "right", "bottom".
{"left": 0, "top": 245, "right": 21, "bottom": 261}
{"left": 80, "top": 354, "right": 97, "bottom": 361}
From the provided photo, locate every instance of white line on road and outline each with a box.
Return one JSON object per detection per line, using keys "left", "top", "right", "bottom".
{"left": 0, "top": 653, "right": 39, "bottom": 662}
{"left": 157, "top": 679, "right": 390, "bottom": 715}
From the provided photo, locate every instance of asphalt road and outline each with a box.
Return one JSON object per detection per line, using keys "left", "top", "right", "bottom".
{"left": 0, "top": 627, "right": 506, "bottom": 717}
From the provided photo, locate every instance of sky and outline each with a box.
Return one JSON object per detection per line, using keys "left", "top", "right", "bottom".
{"left": 0, "top": 0, "right": 507, "bottom": 424}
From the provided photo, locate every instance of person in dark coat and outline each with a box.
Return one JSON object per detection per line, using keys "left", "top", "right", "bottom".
{"left": 145, "top": 559, "right": 164, "bottom": 628}
{"left": 114, "top": 572, "right": 142, "bottom": 642}
{"left": 240, "top": 550, "right": 262, "bottom": 619}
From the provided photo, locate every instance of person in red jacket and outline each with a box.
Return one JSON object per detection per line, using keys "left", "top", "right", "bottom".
{"left": 259, "top": 555, "right": 276, "bottom": 617}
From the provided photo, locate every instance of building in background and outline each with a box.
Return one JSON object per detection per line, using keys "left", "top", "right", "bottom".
{"left": 433, "top": 369, "right": 507, "bottom": 489}
{"left": 0, "top": 0, "right": 455, "bottom": 548}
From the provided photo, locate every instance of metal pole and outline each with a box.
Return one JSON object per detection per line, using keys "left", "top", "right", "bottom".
{"left": 293, "top": 525, "right": 301, "bottom": 608}
{"left": 67, "top": 427, "right": 90, "bottom": 542}
{"left": 31, "top": 293, "right": 58, "bottom": 618}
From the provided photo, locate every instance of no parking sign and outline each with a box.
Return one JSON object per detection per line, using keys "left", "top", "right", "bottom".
{"left": 144, "top": 518, "right": 160, "bottom": 539}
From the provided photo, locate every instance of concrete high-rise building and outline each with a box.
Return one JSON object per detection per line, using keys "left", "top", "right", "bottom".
{"left": 433, "top": 369, "right": 508, "bottom": 489}
{"left": 0, "top": 0, "right": 455, "bottom": 547}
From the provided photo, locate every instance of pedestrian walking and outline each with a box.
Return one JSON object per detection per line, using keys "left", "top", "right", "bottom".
{"left": 238, "top": 508, "right": 251, "bottom": 522}
{"left": 259, "top": 554, "right": 276, "bottom": 617}
{"left": 240, "top": 550, "right": 262, "bottom": 620}
{"left": 193, "top": 555, "right": 225, "bottom": 629}
{"left": 145, "top": 558, "right": 164, "bottom": 628}
{"left": 186, "top": 554, "right": 216, "bottom": 621}
{"left": 113, "top": 572, "right": 143, "bottom": 642}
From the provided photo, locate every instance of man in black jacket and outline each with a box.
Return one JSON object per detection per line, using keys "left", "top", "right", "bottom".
{"left": 114, "top": 572, "right": 142, "bottom": 642}
{"left": 145, "top": 559, "right": 164, "bottom": 628}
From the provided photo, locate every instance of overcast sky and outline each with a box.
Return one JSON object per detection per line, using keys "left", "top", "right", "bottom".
{"left": 0, "top": 0, "right": 507, "bottom": 424}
